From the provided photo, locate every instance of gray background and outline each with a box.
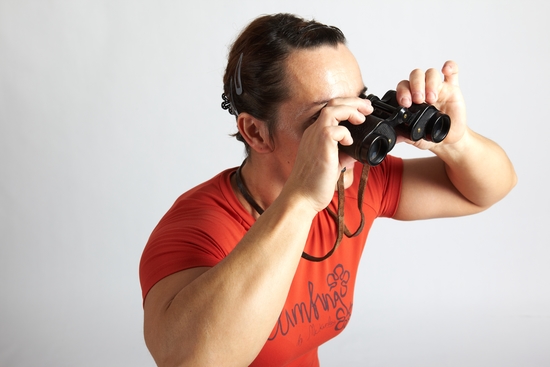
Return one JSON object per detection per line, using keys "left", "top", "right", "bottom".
{"left": 1, "top": 0, "right": 548, "bottom": 366}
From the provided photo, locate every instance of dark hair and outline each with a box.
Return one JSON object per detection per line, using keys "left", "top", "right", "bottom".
{"left": 222, "top": 13, "right": 347, "bottom": 154}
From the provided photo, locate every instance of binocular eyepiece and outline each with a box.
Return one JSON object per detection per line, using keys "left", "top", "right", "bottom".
{"left": 338, "top": 90, "right": 451, "bottom": 166}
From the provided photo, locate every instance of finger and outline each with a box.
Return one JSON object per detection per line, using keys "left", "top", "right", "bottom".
{"left": 408, "top": 68, "right": 426, "bottom": 104}
{"left": 395, "top": 80, "right": 412, "bottom": 107}
{"left": 333, "top": 125, "right": 354, "bottom": 146}
{"left": 325, "top": 96, "right": 373, "bottom": 117}
{"left": 442, "top": 60, "right": 459, "bottom": 86}
{"left": 335, "top": 106, "right": 366, "bottom": 126}
{"left": 425, "top": 68, "right": 442, "bottom": 104}
{"left": 319, "top": 103, "right": 370, "bottom": 126}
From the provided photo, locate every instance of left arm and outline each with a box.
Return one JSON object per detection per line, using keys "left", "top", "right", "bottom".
{"left": 393, "top": 61, "right": 517, "bottom": 221}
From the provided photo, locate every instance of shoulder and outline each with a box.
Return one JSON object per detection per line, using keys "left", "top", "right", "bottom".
{"left": 160, "top": 167, "right": 248, "bottom": 223}
{"left": 148, "top": 167, "right": 251, "bottom": 246}
{"left": 139, "top": 167, "right": 249, "bottom": 300}
{"left": 351, "top": 156, "right": 403, "bottom": 217}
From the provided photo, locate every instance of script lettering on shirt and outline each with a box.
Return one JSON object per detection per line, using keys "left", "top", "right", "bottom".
{"left": 268, "top": 264, "right": 353, "bottom": 344}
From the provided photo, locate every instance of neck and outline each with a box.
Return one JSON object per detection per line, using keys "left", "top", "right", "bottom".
{"left": 231, "top": 157, "right": 284, "bottom": 219}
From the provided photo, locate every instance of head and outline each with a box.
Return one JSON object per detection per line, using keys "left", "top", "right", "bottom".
{"left": 222, "top": 13, "right": 347, "bottom": 155}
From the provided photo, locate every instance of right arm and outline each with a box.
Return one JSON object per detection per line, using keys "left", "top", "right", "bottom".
{"left": 143, "top": 98, "right": 371, "bottom": 367}
{"left": 144, "top": 190, "right": 318, "bottom": 367}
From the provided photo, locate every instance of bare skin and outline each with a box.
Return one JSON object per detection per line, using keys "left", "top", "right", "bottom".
{"left": 143, "top": 44, "right": 517, "bottom": 367}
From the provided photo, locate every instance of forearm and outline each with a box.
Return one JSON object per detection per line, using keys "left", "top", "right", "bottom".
{"left": 433, "top": 127, "right": 517, "bottom": 209}
{"left": 146, "top": 192, "right": 317, "bottom": 367}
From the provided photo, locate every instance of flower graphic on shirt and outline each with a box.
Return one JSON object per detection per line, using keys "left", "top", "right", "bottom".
{"left": 335, "top": 302, "right": 353, "bottom": 330}
{"left": 327, "top": 264, "right": 350, "bottom": 297}
{"left": 327, "top": 264, "right": 352, "bottom": 331}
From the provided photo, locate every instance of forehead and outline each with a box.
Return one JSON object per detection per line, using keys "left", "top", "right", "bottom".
{"left": 284, "top": 44, "right": 364, "bottom": 103}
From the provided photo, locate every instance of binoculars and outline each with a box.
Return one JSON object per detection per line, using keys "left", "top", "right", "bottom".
{"left": 339, "top": 90, "right": 451, "bottom": 166}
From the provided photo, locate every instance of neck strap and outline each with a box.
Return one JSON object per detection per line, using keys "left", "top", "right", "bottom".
{"left": 235, "top": 164, "right": 266, "bottom": 215}
{"left": 235, "top": 161, "right": 369, "bottom": 262}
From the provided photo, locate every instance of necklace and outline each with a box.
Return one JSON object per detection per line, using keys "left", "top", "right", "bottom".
{"left": 235, "top": 161, "right": 369, "bottom": 262}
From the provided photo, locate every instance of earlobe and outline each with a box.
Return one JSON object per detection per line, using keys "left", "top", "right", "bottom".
{"left": 237, "top": 113, "right": 273, "bottom": 153}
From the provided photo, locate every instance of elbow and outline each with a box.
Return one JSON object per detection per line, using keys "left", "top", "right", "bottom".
{"left": 500, "top": 157, "right": 519, "bottom": 200}
{"left": 145, "top": 339, "right": 193, "bottom": 367}
{"left": 144, "top": 322, "right": 187, "bottom": 367}
{"left": 145, "top": 330, "right": 235, "bottom": 367}
{"left": 495, "top": 165, "right": 518, "bottom": 205}
{"left": 510, "top": 168, "right": 519, "bottom": 191}
{"left": 473, "top": 168, "right": 518, "bottom": 212}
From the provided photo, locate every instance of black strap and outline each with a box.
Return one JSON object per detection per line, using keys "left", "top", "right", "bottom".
{"left": 234, "top": 161, "right": 369, "bottom": 262}
{"left": 235, "top": 164, "right": 265, "bottom": 215}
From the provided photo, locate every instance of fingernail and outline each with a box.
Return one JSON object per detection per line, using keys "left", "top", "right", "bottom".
{"left": 427, "top": 92, "right": 437, "bottom": 102}
{"left": 400, "top": 97, "right": 411, "bottom": 106}
{"left": 412, "top": 92, "right": 424, "bottom": 102}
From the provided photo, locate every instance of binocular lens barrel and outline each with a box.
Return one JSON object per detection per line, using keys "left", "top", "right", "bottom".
{"left": 338, "top": 132, "right": 390, "bottom": 166}
{"left": 359, "top": 134, "right": 389, "bottom": 166}
{"left": 426, "top": 113, "right": 451, "bottom": 143}
{"left": 339, "top": 117, "right": 395, "bottom": 166}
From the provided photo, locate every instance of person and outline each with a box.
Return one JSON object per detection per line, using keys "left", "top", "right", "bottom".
{"left": 139, "top": 13, "right": 517, "bottom": 367}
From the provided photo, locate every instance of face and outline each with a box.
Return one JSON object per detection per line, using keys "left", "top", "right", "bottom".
{"left": 268, "top": 43, "right": 366, "bottom": 188}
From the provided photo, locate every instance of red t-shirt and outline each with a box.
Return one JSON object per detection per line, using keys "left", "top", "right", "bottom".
{"left": 140, "top": 156, "right": 403, "bottom": 366}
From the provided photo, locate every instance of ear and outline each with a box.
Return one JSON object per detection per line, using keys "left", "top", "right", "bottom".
{"left": 237, "top": 113, "right": 274, "bottom": 153}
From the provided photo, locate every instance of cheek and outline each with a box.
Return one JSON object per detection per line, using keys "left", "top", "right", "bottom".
{"left": 275, "top": 140, "right": 300, "bottom": 165}
{"left": 274, "top": 119, "right": 303, "bottom": 142}
{"left": 272, "top": 125, "right": 303, "bottom": 161}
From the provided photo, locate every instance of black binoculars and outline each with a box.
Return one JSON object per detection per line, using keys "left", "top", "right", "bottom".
{"left": 339, "top": 90, "right": 451, "bottom": 166}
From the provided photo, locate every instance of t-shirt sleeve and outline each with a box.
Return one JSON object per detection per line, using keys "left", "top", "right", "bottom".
{"left": 139, "top": 201, "right": 247, "bottom": 302}
{"left": 364, "top": 155, "right": 403, "bottom": 218}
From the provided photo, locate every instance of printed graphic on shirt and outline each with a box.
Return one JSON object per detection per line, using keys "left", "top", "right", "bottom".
{"left": 268, "top": 264, "right": 353, "bottom": 346}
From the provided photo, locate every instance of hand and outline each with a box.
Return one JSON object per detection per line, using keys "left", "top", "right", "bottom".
{"left": 395, "top": 60, "right": 467, "bottom": 150}
{"left": 284, "top": 96, "right": 372, "bottom": 213}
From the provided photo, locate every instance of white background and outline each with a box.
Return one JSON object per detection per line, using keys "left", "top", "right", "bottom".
{"left": 1, "top": 0, "right": 549, "bottom": 366}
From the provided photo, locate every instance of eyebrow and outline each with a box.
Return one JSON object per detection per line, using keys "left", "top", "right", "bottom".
{"left": 312, "top": 86, "right": 368, "bottom": 105}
